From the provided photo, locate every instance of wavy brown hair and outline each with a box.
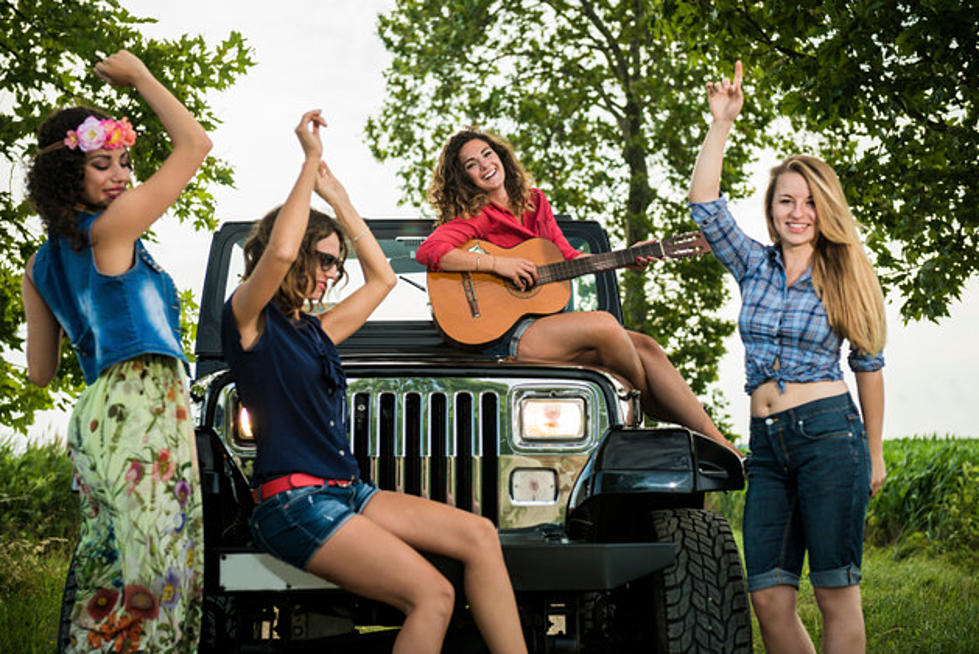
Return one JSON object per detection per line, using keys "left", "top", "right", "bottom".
{"left": 427, "top": 128, "right": 534, "bottom": 226}
{"left": 241, "top": 207, "right": 348, "bottom": 317}
{"left": 26, "top": 106, "right": 112, "bottom": 250}
{"left": 764, "top": 155, "right": 886, "bottom": 355}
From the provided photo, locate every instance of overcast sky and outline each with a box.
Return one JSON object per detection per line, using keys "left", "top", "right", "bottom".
{"left": 7, "top": 0, "right": 977, "bottom": 445}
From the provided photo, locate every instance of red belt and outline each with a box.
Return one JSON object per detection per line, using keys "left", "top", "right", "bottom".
{"left": 251, "top": 473, "right": 353, "bottom": 503}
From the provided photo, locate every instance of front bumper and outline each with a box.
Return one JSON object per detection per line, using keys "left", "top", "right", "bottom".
{"left": 214, "top": 525, "right": 672, "bottom": 594}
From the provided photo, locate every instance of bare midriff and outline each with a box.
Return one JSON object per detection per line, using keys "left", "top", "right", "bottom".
{"left": 750, "top": 379, "right": 849, "bottom": 418}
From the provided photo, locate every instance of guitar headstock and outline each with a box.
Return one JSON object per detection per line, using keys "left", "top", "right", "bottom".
{"left": 661, "top": 231, "right": 711, "bottom": 259}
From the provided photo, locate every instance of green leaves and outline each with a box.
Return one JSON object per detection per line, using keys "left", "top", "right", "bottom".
{"left": 369, "top": 1, "right": 780, "bottom": 427}
{"left": 709, "top": 0, "right": 979, "bottom": 323}
{"left": 867, "top": 436, "right": 979, "bottom": 562}
{"left": 0, "top": 0, "right": 254, "bottom": 433}
{"left": 370, "top": 0, "right": 978, "bottom": 433}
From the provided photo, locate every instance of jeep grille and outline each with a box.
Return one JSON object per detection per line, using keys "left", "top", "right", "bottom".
{"left": 350, "top": 387, "right": 500, "bottom": 522}
{"left": 204, "top": 371, "right": 618, "bottom": 529}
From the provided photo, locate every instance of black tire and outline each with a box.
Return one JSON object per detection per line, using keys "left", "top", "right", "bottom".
{"left": 649, "top": 508, "right": 751, "bottom": 653}
{"left": 584, "top": 508, "right": 751, "bottom": 653}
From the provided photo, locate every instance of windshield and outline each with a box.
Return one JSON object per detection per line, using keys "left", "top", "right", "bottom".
{"left": 225, "top": 234, "right": 599, "bottom": 321}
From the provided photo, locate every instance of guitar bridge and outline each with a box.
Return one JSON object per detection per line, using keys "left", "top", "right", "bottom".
{"left": 461, "top": 272, "right": 481, "bottom": 318}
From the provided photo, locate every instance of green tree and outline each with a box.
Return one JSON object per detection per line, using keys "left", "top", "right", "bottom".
{"left": 0, "top": 0, "right": 253, "bottom": 433}
{"left": 367, "top": 0, "right": 780, "bottom": 425}
{"left": 700, "top": 0, "right": 978, "bottom": 322}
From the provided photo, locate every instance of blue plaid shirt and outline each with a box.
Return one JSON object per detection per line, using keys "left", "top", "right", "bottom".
{"left": 690, "top": 196, "right": 884, "bottom": 395}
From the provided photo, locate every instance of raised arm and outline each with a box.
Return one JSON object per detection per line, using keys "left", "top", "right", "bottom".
{"left": 91, "top": 50, "right": 212, "bottom": 271}
{"left": 688, "top": 60, "right": 743, "bottom": 203}
{"left": 314, "top": 162, "right": 396, "bottom": 344}
{"left": 231, "top": 110, "right": 326, "bottom": 348}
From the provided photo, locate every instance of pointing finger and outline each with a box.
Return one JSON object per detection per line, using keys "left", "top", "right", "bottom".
{"left": 733, "top": 59, "right": 743, "bottom": 91}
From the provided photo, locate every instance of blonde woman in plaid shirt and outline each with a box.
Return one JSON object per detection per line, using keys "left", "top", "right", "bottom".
{"left": 688, "top": 61, "right": 886, "bottom": 654}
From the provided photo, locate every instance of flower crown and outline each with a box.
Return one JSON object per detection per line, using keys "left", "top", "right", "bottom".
{"left": 39, "top": 115, "right": 137, "bottom": 155}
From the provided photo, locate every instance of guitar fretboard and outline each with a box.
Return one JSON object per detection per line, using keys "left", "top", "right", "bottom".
{"left": 537, "top": 241, "right": 667, "bottom": 285}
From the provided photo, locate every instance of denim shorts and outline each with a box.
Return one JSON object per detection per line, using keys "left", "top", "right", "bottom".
{"left": 249, "top": 479, "right": 379, "bottom": 570}
{"left": 481, "top": 316, "right": 537, "bottom": 357}
{"left": 743, "top": 393, "right": 871, "bottom": 592}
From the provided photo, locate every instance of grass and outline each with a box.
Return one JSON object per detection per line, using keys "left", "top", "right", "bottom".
{"left": 0, "top": 538, "right": 72, "bottom": 654}
{"left": 3, "top": 436, "right": 977, "bottom": 652}
{"left": 727, "top": 528, "right": 979, "bottom": 653}
{"left": 5, "top": 536, "right": 977, "bottom": 653}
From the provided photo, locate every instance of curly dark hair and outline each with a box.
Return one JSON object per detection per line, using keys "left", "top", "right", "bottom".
{"left": 26, "top": 106, "right": 112, "bottom": 251}
{"left": 427, "top": 128, "right": 534, "bottom": 226}
{"left": 242, "top": 206, "right": 349, "bottom": 317}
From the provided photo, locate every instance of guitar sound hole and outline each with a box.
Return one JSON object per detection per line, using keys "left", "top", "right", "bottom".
{"left": 504, "top": 280, "right": 542, "bottom": 299}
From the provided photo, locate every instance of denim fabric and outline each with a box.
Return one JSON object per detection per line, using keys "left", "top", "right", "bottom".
{"left": 33, "top": 211, "right": 186, "bottom": 384}
{"left": 743, "top": 393, "right": 871, "bottom": 591}
{"left": 249, "top": 480, "right": 378, "bottom": 570}
{"left": 481, "top": 316, "right": 536, "bottom": 357}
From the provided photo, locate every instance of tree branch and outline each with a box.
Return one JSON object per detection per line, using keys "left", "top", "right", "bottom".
{"left": 579, "top": 0, "right": 631, "bottom": 84}
{"left": 735, "top": 0, "right": 811, "bottom": 60}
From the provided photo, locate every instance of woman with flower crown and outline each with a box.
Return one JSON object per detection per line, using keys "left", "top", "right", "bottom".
{"left": 22, "top": 50, "right": 211, "bottom": 653}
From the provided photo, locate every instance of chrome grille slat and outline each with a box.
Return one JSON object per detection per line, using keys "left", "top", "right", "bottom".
{"left": 429, "top": 393, "right": 447, "bottom": 503}
{"left": 342, "top": 374, "right": 614, "bottom": 526}
{"left": 212, "top": 371, "right": 617, "bottom": 528}
{"left": 454, "top": 392, "right": 473, "bottom": 512}
{"left": 347, "top": 385, "right": 497, "bottom": 519}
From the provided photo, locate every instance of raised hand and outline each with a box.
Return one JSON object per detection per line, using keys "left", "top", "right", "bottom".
{"left": 706, "top": 60, "right": 743, "bottom": 123}
{"left": 314, "top": 160, "right": 350, "bottom": 208}
{"left": 93, "top": 50, "right": 152, "bottom": 87}
{"left": 295, "top": 109, "right": 326, "bottom": 161}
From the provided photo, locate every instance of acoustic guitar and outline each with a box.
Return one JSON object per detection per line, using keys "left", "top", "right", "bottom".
{"left": 426, "top": 232, "right": 710, "bottom": 347}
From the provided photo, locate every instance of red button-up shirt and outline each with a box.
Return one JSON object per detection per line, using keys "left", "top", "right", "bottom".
{"left": 416, "top": 189, "right": 582, "bottom": 270}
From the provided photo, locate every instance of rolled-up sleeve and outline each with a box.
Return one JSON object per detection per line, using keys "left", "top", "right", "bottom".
{"left": 415, "top": 219, "right": 481, "bottom": 271}
{"left": 848, "top": 346, "right": 885, "bottom": 373}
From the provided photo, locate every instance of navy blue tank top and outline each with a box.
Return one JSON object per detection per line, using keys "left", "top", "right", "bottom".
{"left": 222, "top": 295, "right": 358, "bottom": 486}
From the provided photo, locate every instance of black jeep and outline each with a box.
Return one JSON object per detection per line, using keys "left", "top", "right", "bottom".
{"left": 190, "top": 217, "right": 750, "bottom": 653}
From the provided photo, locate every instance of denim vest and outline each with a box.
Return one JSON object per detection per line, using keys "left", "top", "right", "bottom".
{"left": 32, "top": 211, "right": 186, "bottom": 384}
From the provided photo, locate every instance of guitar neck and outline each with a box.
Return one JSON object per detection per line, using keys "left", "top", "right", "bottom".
{"left": 537, "top": 241, "right": 665, "bottom": 284}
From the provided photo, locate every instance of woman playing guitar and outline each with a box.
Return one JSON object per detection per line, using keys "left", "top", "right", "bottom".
{"left": 416, "top": 128, "right": 740, "bottom": 456}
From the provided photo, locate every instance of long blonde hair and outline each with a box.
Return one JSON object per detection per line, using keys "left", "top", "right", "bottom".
{"left": 764, "top": 155, "right": 886, "bottom": 355}
{"left": 427, "top": 128, "right": 534, "bottom": 226}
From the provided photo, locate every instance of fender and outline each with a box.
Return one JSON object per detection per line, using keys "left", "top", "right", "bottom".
{"left": 566, "top": 427, "right": 744, "bottom": 536}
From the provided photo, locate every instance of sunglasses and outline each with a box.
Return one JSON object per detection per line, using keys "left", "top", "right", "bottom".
{"left": 314, "top": 250, "right": 341, "bottom": 272}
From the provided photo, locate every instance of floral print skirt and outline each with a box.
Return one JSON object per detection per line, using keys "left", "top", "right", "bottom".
{"left": 65, "top": 354, "right": 203, "bottom": 653}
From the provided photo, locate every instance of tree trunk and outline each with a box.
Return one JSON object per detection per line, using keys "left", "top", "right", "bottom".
{"left": 621, "top": 99, "right": 653, "bottom": 332}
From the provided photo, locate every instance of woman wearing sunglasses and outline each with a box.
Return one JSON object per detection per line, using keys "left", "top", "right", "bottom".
{"left": 222, "top": 110, "right": 527, "bottom": 654}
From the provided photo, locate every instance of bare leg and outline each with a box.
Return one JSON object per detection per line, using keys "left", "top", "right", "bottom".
{"left": 813, "top": 586, "right": 865, "bottom": 654}
{"left": 751, "top": 585, "right": 817, "bottom": 654}
{"left": 305, "top": 515, "right": 455, "bottom": 654}
{"left": 363, "top": 492, "right": 527, "bottom": 654}
{"left": 517, "top": 311, "right": 645, "bottom": 386}
{"left": 626, "top": 331, "right": 736, "bottom": 451}
{"left": 517, "top": 312, "right": 735, "bottom": 452}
